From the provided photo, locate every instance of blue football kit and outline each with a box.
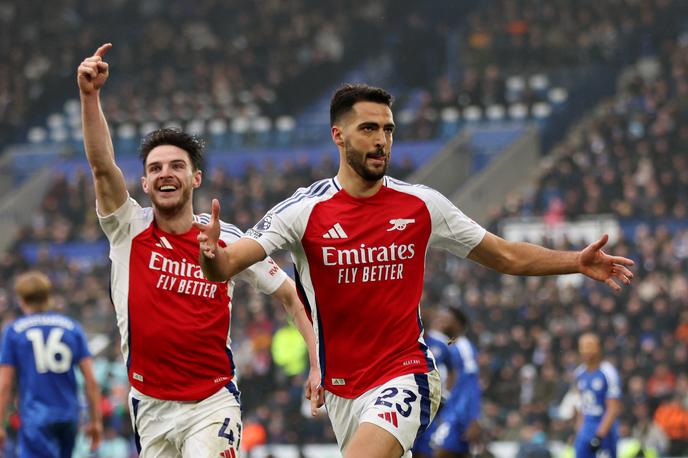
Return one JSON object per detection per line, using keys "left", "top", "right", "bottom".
{"left": 0, "top": 312, "right": 91, "bottom": 458}
{"left": 574, "top": 361, "right": 621, "bottom": 458}
{"left": 432, "top": 335, "right": 481, "bottom": 454}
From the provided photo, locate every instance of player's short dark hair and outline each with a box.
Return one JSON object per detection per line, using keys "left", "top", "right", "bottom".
{"left": 330, "top": 83, "right": 394, "bottom": 126}
{"left": 139, "top": 128, "right": 205, "bottom": 172}
{"left": 447, "top": 306, "right": 469, "bottom": 328}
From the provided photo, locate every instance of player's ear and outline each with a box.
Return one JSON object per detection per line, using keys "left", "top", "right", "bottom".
{"left": 332, "top": 125, "right": 345, "bottom": 147}
{"left": 141, "top": 176, "right": 150, "bottom": 194}
{"left": 192, "top": 169, "right": 202, "bottom": 189}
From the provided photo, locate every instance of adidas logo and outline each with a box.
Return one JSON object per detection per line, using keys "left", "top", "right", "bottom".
{"left": 155, "top": 236, "right": 173, "bottom": 249}
{"left": 323, "top": 223, "right": 348, "bottom": 239}
{"left": 377, "top": 411, "right": 398, "bottom": 427}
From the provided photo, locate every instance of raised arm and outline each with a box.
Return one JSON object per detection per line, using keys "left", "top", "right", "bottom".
{"left": 77, "top": 43, "right": 128, "bottom": 215}
{"left": 78, "top": 357, "right": 103, "bottom": 452}
{"left": 194, "top": 199, "right": 268, "bottom": 281}
{"left": 270, "top": 278, "right": 324, "bottom": 416}
{"left": 467, "top": 232, "right": 634, "bottom": 292}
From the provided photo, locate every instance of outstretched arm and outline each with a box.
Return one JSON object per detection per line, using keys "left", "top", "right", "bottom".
{"left": 78, "top": 43, "right": 128, "bottom": 215}
{"left": 467, "top": 233, "right": 634, "bottom": 291}
{"left": 194, "top": 199, "right": 268, "bottom": 281}
{"left": 271, "top": 278, "right": 324, "bottom": 416}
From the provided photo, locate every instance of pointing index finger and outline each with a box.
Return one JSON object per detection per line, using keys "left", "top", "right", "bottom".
{"left": 211, "top": 198, "right": 220, "bottom": 223}
{"left": 94, "top": 43, "right": 112, "bottom": 58}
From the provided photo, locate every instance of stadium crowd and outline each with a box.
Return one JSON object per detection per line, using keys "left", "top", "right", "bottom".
{"left": 497, "top": 38, "right": 688, "bottom": 222}
{"left": 460, "top": 0, "right": 678, "bottom": 70}
{"left": 0, "top": 0, "right": 388, "bottom": 147}
{"left": 6, "top": 0, "right": 686, "bottom": 149}
{"left": 392, "top": 0, "right": 686, "bottom": 141}
{"left": 1, "top": 0, "right": 687, "bottom": 457}
{"left": 471, "top": 28, "right": 688, "bottom": 456}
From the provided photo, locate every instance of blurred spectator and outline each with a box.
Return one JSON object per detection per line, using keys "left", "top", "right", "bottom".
{"left": 271, "top": 321, "right": 308, "bottom": 377}
{"left": 516, "top": 425, "right": 551, "bottom": 458}
{"left": 241, "top": 420, "right": 268, "bottom": 453}
{"left": 676, "top": 311, "right": 688, "bottom": 344}
{"left": 646, "top": 363, "right": 676, "bottom": 401}
{"left": 1, "top": 0, "right": 388, "bottom": 148}
{"left": 653, "top": 388, "right": 688, "bottom": 456}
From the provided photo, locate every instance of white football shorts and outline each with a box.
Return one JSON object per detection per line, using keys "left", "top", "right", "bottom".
{"left": 325, "top": 370, "right": 441, "bottom": 457}
{"left": 129, "top": 381, "right": 243, "bottom": 458}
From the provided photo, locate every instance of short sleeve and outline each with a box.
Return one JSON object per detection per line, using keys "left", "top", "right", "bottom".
{"left": 98, "top": 196, "right": 148, "bottom": 247}
{"left": 454, "top": 338, "right": 478, "bottom": 374}
{"left": 602, "top": 363, "right": 622, "bottom": 399}
{"left": 244, "top": 208, "right": 300, "bottom": 256}
{"left": 72, "top": 323, "right": 92, "bottom": 363}
{"left": 425, "top": 189, "right": 486, "bottom": 258}
{"left": 243, "top": 179, "right": 333, "bottom": 255}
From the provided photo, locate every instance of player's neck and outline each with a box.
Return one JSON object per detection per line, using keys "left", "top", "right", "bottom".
{"left": 585, "top": 360, "right": 602, "bottom": 371}
{"left": 336, "top": 169, "right": 383, "bottom": 198}
{"left": 153, "top": 206, "right": 195, "bottom": 234}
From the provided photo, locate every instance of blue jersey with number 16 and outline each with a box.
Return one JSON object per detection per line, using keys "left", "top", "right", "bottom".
{"left": 0, "top": 312, "right": 91, "bottom": 426}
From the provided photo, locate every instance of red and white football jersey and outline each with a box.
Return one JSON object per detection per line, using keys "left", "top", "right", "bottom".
{"left": 99, "top": 197, "right": 286, "bottom": 401}
{"left": 245, "top": 176, "right": 486, "bottom": 398}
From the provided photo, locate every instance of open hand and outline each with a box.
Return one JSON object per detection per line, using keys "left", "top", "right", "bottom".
{"left": 577, "top": 234, "right": 634, "bottom": 292}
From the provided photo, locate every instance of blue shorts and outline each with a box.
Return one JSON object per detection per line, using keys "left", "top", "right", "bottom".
{"left": 18, "top": 421, "right": 77, "bottom": 458}
{"left": 574, "top": 429, "right": 617, "bottom": 458}
{"left": 431, "top": 416, "right": 469, "bottom": 454}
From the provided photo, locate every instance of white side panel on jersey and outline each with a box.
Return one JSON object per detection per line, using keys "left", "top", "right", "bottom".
{"left": 455, "top": 336, "right": 478, "bottom": 374}
{"left": 99, "top": 197, "right": 155, "bottom": 365}
{"left": 417, "top": 303, "right": 436, "bottom": 370}
{"left": 600, "top": 361, "right": 622, "bottom": 399}
{"left": 290, "top": 243, "right": 324, "bottom": 370}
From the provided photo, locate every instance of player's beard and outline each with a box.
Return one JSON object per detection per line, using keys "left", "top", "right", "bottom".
{"left": 151, "top": 181, "right": 193, "bottom": 218}
{"left": 345, "top": 140, "right": 389, "bottom": 182}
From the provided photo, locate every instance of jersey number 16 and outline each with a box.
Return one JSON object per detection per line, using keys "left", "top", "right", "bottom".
{"left": 26, "top": 329, "right": 73, "bottom": 374}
